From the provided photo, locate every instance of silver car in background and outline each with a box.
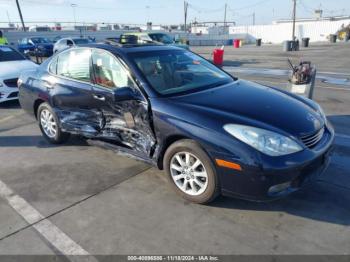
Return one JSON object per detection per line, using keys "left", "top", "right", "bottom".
{"left": 53, "top": 37, "right": 90, "bottom": 53}
{"left": 0, "top": 45, "right": 38, "bottom": 103}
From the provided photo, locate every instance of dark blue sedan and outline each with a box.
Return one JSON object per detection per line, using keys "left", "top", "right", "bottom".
{"left": 18, "top": 44, "right": 334, "bottom": 204}
{"left": 17, "top": 37, "right": 54, "bottom": 57}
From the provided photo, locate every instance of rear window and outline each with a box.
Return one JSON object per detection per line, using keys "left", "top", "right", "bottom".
{"left": 0, "top": 46, "right": 26, "bottom": 62}
{"left": 73, "top": 39, "right": 89, "bottom": 45}
{"left": 56, "top": 49, "right": 91, "bottom": 83}
{"left": 31, "top": 37, "right": 51, "bottom": 44}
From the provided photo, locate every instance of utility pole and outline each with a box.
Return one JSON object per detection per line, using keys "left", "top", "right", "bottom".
{"left": 291, "top": 0, "right": 296, "bottom": 40}
{"left": 15, "top": 0, "right": 26, "bottom": 31}
{"left": 6, "top": 11, "right": 11, "bottom": 25}
{"left": 224, "top": 3, "right": 227, "bottom": 28}
{"left": 252, "top": 12, "right": 255, "bottom": 25}
{"left": 184, "top": 1, "right": 188, "bottom": 33}
{"left": 71, "top": 3, "right": 77, "bottom": 28}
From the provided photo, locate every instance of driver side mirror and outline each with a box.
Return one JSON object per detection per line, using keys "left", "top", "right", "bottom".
{"left": 113, "top": 87, "right": 142, "bottom": 102}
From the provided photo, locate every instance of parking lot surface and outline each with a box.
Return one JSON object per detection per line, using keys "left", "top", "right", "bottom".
{"left": 0, "top": 43, "right": 349, "bottom": 256}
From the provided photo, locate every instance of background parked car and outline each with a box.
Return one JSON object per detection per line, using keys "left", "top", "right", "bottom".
{"left": 17, "top": 37, "right": 54, "bottom": 57}
{"left": 0, "top": 45, "right": 38, "bottom": 103}
{"left": 52, "top": 36, "right": 63, "bottom": 43}
{"left": 122, "top": 32, "right": 190, "bottom": 49}
{"left": 53, "top": 37, "right": 91, "bottom": 53}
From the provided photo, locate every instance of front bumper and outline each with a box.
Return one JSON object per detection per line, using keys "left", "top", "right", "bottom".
{"left": 211, "top": 124, "right": 335, "bottom": 201}
{"left": 0, "top": 85, "right": 19, "bottom": 103}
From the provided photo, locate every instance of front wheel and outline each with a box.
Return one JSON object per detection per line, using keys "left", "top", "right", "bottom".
{"left": 37, "top": 102, "right": 70, "bottom": 144}
{"left": 164, "top": 139, "right": 220, "bottom": 204}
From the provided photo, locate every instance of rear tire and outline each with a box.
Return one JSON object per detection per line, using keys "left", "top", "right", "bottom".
{"left": 37, "top": 102, "right": 70, "bottom": 144}
{"left": 164, "top": 139, "right": 220, "bottom": 204}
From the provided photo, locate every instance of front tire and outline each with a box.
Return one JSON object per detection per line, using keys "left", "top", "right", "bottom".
{"left": 164, "top": 139, "right": 220, "bottom": 204}
{"left": 37, "top": 102, "right": 70, "bottom": 144}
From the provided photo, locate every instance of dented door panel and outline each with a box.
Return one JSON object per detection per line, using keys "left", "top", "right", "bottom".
{"left": 90, "top": 86, "right": 156, "bottom": 157}
{"left": 55, "top": 109, "right": 103, "bottom": 136}
{"left": 47, "top": 75, "right": 99, "bottom": 135}
{"left": 89, "top": 49, "right": 156, "bottom": 156}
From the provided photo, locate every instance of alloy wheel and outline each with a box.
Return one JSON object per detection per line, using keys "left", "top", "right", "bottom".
{"left": 170, "top": 152, "right": 208, "bottom": 196}
{"left": 40, "top": 109, "right": 57, "bottom": 138}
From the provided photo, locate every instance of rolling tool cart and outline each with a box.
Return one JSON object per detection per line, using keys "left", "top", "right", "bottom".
{"left": 287, "top": 59, "right": 317, "bottom": 99}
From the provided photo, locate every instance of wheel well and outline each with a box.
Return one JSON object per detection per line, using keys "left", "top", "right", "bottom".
{"left": 33, "top": 99, "right": 45, "bottom": 119}
{"left": 156, "top": 135, "right": 189, "bottom": 170}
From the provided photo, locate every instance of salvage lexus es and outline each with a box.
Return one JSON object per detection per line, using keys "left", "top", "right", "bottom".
{"left": 18, "top": 44, "right": 334, "bottom": 204}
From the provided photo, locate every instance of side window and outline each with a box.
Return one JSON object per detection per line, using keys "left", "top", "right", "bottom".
{"left": 57, "top": 49, "right": 91, "bottom": 83}
{"left": 49, "top": 57, "right": 58, "bottom": 74}
{"left": 139, "top": 35, "right": 152, "bottom": 42}
{"left": 92, "top": 50, "right": 135, "bottom": 89}
{"left": 67, "top": 39, "right": 73, "bottom": 46}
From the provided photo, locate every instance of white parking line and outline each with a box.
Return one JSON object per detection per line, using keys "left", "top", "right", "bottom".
{"left": 252, "top": 80, "right": 350, "bottom": 91}
{"left": 320, "top": 86, "right": 350, "bottom": 91}
{"left": 0, "top": 180, "right": 95, "bottom": 259}
{"left": 0, "top": 112, "right": 25, "bottom": 124}
{"left": 336, "top": 133, "right": 350, "bottom": 140}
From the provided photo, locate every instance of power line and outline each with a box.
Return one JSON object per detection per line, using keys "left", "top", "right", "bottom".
{"left": 188, "top": 4, "right": 225, "bottom": 14}
{"left": 228, "top": 0, "right": 272, "bottom": 12}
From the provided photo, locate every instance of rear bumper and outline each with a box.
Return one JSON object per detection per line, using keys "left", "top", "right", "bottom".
{"left": 211, "top": 124, "right": 335, "bottom": 201}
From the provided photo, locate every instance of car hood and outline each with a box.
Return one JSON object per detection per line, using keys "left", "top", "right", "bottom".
{"left": 168, "top": 80, "right": 324, "bottom": 136}
{"left": 0, "top": 60, "right": 38, "bottom": 79}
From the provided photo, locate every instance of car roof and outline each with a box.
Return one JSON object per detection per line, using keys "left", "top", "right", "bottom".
{"left": 59, "top": 37, "right": 88, "bottom": 40}
{"left": 123, "top": 32, "right": 148, "bottom": 36}
{"left": 76, "top": 43, "right": 182, "bottom": 55}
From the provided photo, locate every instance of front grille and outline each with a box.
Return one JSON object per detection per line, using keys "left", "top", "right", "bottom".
{"left": 3, "top": 78, "right": 18, "bottom": 88}
{"left": 7, "top": 92, "right": 19, "bottom": 98}
{"left": 300, "top": 127, "right": 325, "bottom": 149}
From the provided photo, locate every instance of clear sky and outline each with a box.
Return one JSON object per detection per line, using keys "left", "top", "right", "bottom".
{"left": 0, "top": 0, "right": 349, "bottom": 26}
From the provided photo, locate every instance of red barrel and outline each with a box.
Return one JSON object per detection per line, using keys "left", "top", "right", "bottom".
{"left": 213, "top": 49, "right": 224, "bottom": 66}
{"left": 234, "top": 39, "right": 240, "bottom": 48}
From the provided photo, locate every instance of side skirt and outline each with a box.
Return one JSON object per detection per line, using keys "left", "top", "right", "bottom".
{"left": 87, "top": 139, "right": 157, "bottom": 167}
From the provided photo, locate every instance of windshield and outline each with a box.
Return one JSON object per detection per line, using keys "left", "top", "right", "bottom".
{"left": 73, "top": 39, "right": 90, "bottom": 44}
{"left": 149, "top": 33, "right": 173, "bottom": 44}
{"left": 131, "top": 50, "right": 234, "bottom": 96}
{"left": 31, "top": 37, "right": 51, "bottom": 44}
{"left": 0, "top": 46, "right": 26, "bottom": 62}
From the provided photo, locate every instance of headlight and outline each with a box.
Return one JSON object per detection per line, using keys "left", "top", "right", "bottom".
{"left": 17, "top": 78, "right": 23, "bottom": 87}
{"left": 223, "top": 124, "right": 303, "bottom": 156}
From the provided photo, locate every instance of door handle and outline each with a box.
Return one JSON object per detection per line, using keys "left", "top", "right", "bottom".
{"left": 93, "top": 94, "right": 106, "bottom": 101}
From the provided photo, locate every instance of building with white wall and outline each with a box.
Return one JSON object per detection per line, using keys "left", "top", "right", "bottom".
{"left": 192, "top": 16, "right": 350, "bottom": 43}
